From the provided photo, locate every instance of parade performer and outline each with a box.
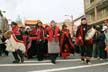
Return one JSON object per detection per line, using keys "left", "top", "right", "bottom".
{"left": 36, "top": 21, "right": 46, "bottom": 61}
{"left": 30, "top": 21, "right": 45, "bottom": 61}
{"left": 43, "top": 24, "right": 49, "bottom": 58}
{"left": 28, "top": 26, "right": 37, "bottom": 59}
{"left": 76, "top": 18, "right": 93, "bottom": 64}
{"left": 23, "top": 26, "right": 32, "bottom": 57}
{"left": 60, "top": 24, "right": 74, "bottom": 59}
{"left": 47, "top": 20, "right": 60, "bottom": 64}
{"left": 5, "top": 22, "right": 25, "bottom": 63}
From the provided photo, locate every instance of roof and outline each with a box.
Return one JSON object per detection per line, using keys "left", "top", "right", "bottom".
{"left": 25, "top": 20, "right": 37, "bottom": 25}
{"left": 17, "top": 22, "right": 23, "bottom": 27}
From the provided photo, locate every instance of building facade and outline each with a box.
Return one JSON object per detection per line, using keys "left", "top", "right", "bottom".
{"left": 25, "top": 20, "right": 37, "bottom": 29}
{"left": 0, "top": 11, "right": 9, "bottom": 33}
{"left": 56, "top": 19, "right": 77, "bottom": 36}
{"left": 84, "top": 0, "right": 108, "bottom": 25}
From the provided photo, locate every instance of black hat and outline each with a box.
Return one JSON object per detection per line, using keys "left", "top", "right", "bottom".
{"left": 11, "top": 22, "right": 17, "bottom": 25}
{"left": 81, "top": 18, "right": 87, "bottom": 21}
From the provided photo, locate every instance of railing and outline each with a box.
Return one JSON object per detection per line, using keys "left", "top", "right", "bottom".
{"left": 85, "top": 2, "right": 95, "bottom": 12}
{"left": 96, "top": 0, "right": 108, "bottom": 5}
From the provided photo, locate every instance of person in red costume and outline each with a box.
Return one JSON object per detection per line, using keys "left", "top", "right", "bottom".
{"left": 60, "top": 24, "right": 74, "bottom": 59}
{"left": 11, "top": 22, "right": 25, "bottom": 63}
{"left": 23, "top": 27, "right": 32, "bottom": 57}
{"left": 76, "top": 18, "right": 93, "bottom": 64}
{"left": 30, "top": 21, "right": 46, "bottom": 61}
{"left": 27, "top": 26, "right": 37, "bottom": 59}
{"left": 47, "top": 20, "right": 61, "bottom": 64}
{"left": 36, "top": 21, "right": 46, "bottom": 61}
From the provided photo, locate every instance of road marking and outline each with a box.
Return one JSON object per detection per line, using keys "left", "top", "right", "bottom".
{"left": 0, "top": 58, "right": 97, "bottom": 67}
{"left": 29, "top": 62, "right": 108, "bottom": 72}
{"left": 24, "top": 59, "right": 80, "bottom": 63}
{"left": 25, "top": 58, "right": 96, "bottom": 63}
{"left": 0, "top": 63, "right": 54, "bottom": 67}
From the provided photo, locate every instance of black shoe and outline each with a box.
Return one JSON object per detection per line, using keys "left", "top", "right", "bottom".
{"left": 37, "top": 58, "right": 43, "bottom": 61}
{"left": 81, "top": 58, "right": 85, "bottom": 63}
{"left": 27, "top": 56, "right": 33, "bottom": 59}
{"left": 51, "top": 60, "right": 56, "bottom": 64}
{"left": 86, "top": 59, "right": 91, "bottom": 64}
{"left": 81, "top": 58, "right": 85, "bottom": 61}
{"left": 12, "top": 60, "right": 20, "bottom": 63}
{"left": 21, "top": 57, "right": 24, "bottom": 63}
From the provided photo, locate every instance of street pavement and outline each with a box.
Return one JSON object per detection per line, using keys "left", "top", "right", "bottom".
{"left": 0, "top": 53, "right": 108, "bottom": 72}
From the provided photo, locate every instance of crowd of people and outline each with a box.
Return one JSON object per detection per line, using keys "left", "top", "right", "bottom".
{"left": 0, "top": 18, "right": 108, "bottom": 64}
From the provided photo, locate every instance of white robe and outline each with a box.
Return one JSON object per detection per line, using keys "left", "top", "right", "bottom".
{"left": 6, "top": 35, "right": 25, "bottom": 53}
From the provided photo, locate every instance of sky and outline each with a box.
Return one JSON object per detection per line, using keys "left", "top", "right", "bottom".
{"left": 0, "top": 0, "right": 84, "bottom": 23}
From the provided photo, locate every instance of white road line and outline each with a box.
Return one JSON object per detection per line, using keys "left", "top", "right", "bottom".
{"left": 0, "top": 63, "right": 54, "bottom": 67}
{"left": 24, "top": 58, "right": 96, "bottom": 63}
{"left": 29, "top": 62, "right": 108, "bottom": 72}
{"left": 24, "top": 59, "right": 80, "bottom": 63}
{"left": 0, "top": 58, "right": 97, "bottom": 67}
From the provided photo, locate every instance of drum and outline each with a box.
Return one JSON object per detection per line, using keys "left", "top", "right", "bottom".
{"left": 85, "top": 27, "right": 96, "bottom": 40}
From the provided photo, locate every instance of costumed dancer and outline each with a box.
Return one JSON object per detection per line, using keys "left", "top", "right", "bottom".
{"left": 76, "top": 18, "right": 93, "bottom": 64}
{"left": 43, "top": 24, "right": 49, "bottom": 58}
{"left": 35, "top": 21, "right": 45, "bottom": 61}
{"left": 60, "top": 24, "right": 74, "bottom": 59}
{"left": 28, "top": 26, "right": 37, "bottom": 59}
{"left": 5, "top": 22, "right": 25, "bottom": 63}
{"left": 47, "top": 20, "right": 60, "bottom": 64}
{"left": 23, "top": 26, "right": 32, "bottom": 57}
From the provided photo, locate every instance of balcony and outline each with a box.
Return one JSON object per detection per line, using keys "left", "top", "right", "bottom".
{"left": 96, "top": 0, "right": 108, "bottom": 9}
{"left": 85, "top": 2, "right": 95, "bottom": 12}
{"left": 96, "top": 0, "right": 108, "bottom": 4}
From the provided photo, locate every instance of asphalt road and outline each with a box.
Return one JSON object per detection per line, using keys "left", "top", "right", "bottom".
{"left": 0, "top": 53, "right": 108, "bottom": 72}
